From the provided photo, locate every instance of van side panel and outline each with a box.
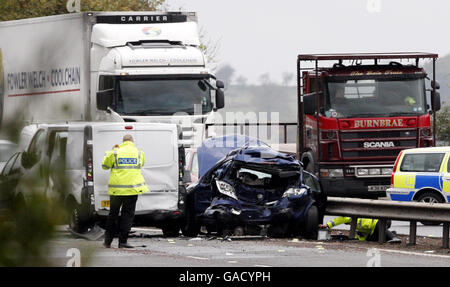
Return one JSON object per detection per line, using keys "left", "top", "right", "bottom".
{"left": 92, "top": 123, "right": 179, "bottom": 214}
{"left": 65, "top": 128, "right": 85, "bottom": 204}
{"left": 0, "top": 14, "right": 88, "bottom": 124}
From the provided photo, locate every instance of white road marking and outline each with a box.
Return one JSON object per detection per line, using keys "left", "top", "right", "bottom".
{"left": 186, "top": 256, "right": 209, "bottom": 260}
{"left": 132, "top": 227, "right": 161, "bottom": 232}
{"left": 378, "top": 248, "right": 450, "bottom": 259}
{"left": 254, "top": 264, "right": 272, "bottom": 267}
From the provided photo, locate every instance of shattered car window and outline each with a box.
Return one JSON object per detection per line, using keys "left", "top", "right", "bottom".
{"left": 237, "top": 168, "right": 271, "bottom": 187}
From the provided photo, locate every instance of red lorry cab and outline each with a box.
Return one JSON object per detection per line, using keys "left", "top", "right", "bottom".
{"left": 296, "top": 53, "right": 440, "bottom": 198}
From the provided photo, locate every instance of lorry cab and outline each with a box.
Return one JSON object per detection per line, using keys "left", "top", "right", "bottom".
{"left": 15, "top": 122, "right": 185, "bottom": 236}
{"left": 387, "top": 146, "right": 450, "bottom": 204}
{"left": 297, "top": 53, "right": 440, "bottom": 198}
{"left": 0, "top": 12, "right": 225, "bottom": 148}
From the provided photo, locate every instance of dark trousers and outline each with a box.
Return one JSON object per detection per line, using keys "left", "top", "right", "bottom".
{"left": 104, "top": 195, "right": 138, "bottom": 244}
{"left": 366, "top": 220, "right": 396, "bottom": 242}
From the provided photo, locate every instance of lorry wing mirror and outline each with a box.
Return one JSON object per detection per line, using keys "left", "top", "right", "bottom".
{"left": 216, "top": 89, "right": 225, "bottom": 110}
{"left": 216, "top": 80, "right": 225, "bottom": 89}
{"left": 432, "top": 91, "right": 441, "bottom": 112}
{"left": 97, "top": 89, "right": 114, "bottom": 111}
{"left": 431, "top": 80, "right": 440, "bottom": 90}
{"left": 303, "top": 93, "right": 316, "bottom": 115}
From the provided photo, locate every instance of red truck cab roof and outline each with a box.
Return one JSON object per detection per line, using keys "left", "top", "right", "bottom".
{"left": 298, "top": 52, "right": 438, "bottom": 61}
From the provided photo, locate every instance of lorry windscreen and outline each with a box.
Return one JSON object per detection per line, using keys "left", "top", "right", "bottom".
{"left": 116, "top": 78, "right": 213, "bottom": 116}
{"left": 325, "top": 78, "right": 426, "bottom": 118}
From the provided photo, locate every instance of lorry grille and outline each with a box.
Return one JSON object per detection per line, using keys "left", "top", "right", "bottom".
{"left": 340, "top": 129, "right": 417, "bottom": 160}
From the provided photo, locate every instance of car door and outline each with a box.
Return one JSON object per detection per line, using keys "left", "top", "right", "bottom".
{"left": 47, "top": 131, "right": 68, "bottom": 199}
{"left": 440, "top": 153, "right": 450, "bottom": 202}
{"left": 395, "top": 152, "right": 446, "bottom": 201}
{"left": 15, "top": 128, "right": 48, "bottom": 197}
{"left": 0, "top": 152, "right": 23, "bottom": 206}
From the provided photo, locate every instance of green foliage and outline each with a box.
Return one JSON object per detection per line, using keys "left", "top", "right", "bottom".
{"left": 0, "top": 107, "right": 91, "bottom": 266}
{"left": 0, "top": 192, "right": 66, "bottom": 266}
{"left": 0, "top": 0, "right": 165, "bottom": 21}
{"left": 436, "top": 105, "right": 450, "bottom": 143}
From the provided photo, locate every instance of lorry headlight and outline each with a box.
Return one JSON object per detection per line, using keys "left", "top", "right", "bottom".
{"left": 321, "top": 169, "right": 344, "bottom": 178}
{"left": 382, "top": 168, "right": 392, "bottom": 175}
{"left": 357, "top": 168, "right": 369, "bottom": 176}
{"left": 215, "top": 180, "right": 238, "bottom": 200}
{"left": 283, "top": 187, "right": 308, "bottom": 197}
{"left": 369, "top": 168, "right": 381, "bottom": 175}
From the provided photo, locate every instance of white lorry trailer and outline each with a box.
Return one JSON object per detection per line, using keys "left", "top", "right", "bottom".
{"left": 14, "top": 122, "right": 184, "bottom": 236}
{"left": 0, "top": 12, "right": 225, "bottom": 147}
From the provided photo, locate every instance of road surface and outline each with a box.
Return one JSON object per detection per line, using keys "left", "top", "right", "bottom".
{"left": 50, "top": 227, "right": 450, "bottom": 267}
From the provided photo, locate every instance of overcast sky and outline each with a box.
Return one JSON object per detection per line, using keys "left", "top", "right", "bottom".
{"left": 167, "top": 0, "right": 450, "bottom": 85}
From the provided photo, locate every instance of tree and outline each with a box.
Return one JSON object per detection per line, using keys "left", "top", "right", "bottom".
{"left": 281, "top": 72, "right": 294, "bottom": 86}
{"left": 0, "top": 0, "right": 165, "bottom": 21}
{"left": 198, "top": 27, "right": 221, "bottom": 69}
{"left": 215, "top": 64, "right": 235, "bottom": 88}
{"left": 436, "top": 105, "right": 450, "bottom": 144}
{"left": 235, "top": 75, "right": 248, "bottom": 86}
{"left": 258, "top": 73, "right": 273, "bottom": 86}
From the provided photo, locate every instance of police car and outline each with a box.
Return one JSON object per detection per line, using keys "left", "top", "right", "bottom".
{"left": 387, "top": 146, "right": 450, "bottom": 205}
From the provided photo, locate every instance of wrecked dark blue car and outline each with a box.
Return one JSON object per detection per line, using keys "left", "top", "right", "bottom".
{"left": 181, "top": 135, "right": 327, "bottom": 239}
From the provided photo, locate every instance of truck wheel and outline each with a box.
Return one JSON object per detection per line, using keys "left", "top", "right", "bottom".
{"left": 68, "top": 201, "right": 90, "bottom": 234}
{"left": 181, "top": 205, "right": 200, "bottom": 237}
{"left": 302, "top": 205, "right": 319, "bottom": 239}
{"left": 417, "top": 192, "right": 443, "bottom": 226}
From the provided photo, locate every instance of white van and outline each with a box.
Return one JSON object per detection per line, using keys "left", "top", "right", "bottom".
{"left": 15, "top": 122, "right": 186, "bottom": 236}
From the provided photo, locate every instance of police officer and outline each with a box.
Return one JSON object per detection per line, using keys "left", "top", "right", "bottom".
{"left": 404, "top": 96, "right": 416, "bottom": 106}
{"left": 102, "top": 134, "right": 148, "bottom": 248}
{"left": 319, "top": 217, "right": 401, "bottom": 243}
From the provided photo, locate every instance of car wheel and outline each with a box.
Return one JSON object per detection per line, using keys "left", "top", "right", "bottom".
{"left": 181, "top": 204, "right": 200, "bottom": 237}
{"left": 68, "top": 201, "right": 90, "bottom": 234}
{"left": 417, "top": 192, "right": 444, "bottom": 226}
{"left": 302, "top": 205, "right": 319, "bottom": 239}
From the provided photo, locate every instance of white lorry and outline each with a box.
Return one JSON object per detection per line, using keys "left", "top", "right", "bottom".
{"left": 14, "top": 122, "right": 184, "bottom": 236}
{"left": 0, "top": 12, "right": 225, "bottom": 147}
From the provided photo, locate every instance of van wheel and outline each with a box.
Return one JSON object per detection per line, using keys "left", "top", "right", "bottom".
{"left": 68, "top": 202, "right": 90, "bottom": 234}
{"left": 417, "top": 192, "right": 443, "bottom": 226}
{"left": 302, "top": 205, "right": 319, "bottom": 239}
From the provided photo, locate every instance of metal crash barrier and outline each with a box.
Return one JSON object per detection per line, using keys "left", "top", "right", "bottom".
{"left": 326, "top": 197, "right": 450, "bottom": 248}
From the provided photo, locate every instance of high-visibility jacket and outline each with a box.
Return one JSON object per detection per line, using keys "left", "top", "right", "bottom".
{"left": 404, "top": 96, "right": 416, "bottom": 105}
{"left": 327, "top": 217, "right": 378, "bottom": 241}
{"left": 102, "top": 141, "right": 149, "bottom": 196}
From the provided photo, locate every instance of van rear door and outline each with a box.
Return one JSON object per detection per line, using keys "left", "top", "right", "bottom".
{"left": 92, "top": 123, "right": 179, "bottom": 215}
